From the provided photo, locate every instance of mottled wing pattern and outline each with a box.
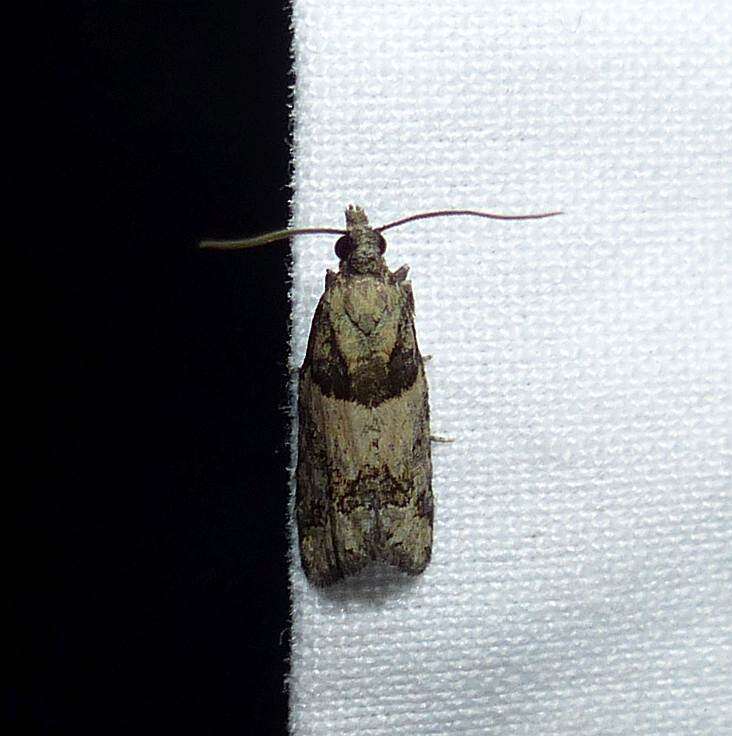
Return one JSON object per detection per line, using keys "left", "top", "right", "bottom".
{"left": 372, "top": 362, "right": 432, "bottom": 575}
{"left": 296, "top": 271, "right": 433, "bottom": 585}
{"left": 295, "top": 365, "right": 342, "bottom": 585}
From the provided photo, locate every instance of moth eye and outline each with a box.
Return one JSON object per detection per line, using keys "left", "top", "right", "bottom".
{"left": 335, "top": 235, "right": 354, "bottom": 260}
{"left": 376, "top": 234, "right": 387, "bottom": 254}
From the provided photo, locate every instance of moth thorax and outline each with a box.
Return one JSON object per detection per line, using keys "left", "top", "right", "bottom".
{"left": 347, "top": 228, "right": 387, "bottom": 275}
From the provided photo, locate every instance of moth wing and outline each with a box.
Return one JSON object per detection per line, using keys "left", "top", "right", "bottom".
{"left": 295, "top": 367, "right": 340, "bottom": 585}
{"left": 297, "top": 365, "right": 381, "bottom": 585}
{"left": 296, "top": 276, "right": 433, "bottom": 584}
{"left": 375, "top": 361, "right": 433, "bottom": 575}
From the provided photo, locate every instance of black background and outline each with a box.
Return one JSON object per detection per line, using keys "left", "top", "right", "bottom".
{"left": 17, "top": 3, "right": 291, "bottom": 733}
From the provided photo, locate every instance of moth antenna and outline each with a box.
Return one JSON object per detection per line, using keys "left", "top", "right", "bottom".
{"left": 199, "top": 227, "right": 346, "bottom": 250}
{"left": 376, "top": 209, "right": 562, "bottom": 232}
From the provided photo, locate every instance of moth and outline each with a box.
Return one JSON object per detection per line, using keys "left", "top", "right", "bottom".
{"left": 201, "top": 204, "right": 560, "bottom": 585}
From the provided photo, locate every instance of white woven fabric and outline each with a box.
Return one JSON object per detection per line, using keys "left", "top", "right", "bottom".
{"left": 287, "top": 2, "right": 731, "bottom": 734}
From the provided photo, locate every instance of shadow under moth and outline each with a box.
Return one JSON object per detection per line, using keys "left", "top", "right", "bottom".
{"left": 201, "top": 204, "right": 560, "bottom": 585}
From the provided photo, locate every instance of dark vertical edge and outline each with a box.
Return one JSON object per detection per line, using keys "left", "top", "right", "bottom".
{"left": 17, "top": 3, "right": 291, "bottom": 734}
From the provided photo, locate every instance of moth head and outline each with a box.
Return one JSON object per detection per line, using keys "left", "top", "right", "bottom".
{"left": 335, "top": 205, "right": 387, "bottom": 275}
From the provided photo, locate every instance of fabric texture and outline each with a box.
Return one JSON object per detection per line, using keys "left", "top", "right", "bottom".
{"left": 287, "top": 2, "right": 731, "bottom": 734}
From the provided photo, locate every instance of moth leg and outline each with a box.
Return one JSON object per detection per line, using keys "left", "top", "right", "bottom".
{"left": 430, "top": 434, "right": 454, "bottom": 443}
